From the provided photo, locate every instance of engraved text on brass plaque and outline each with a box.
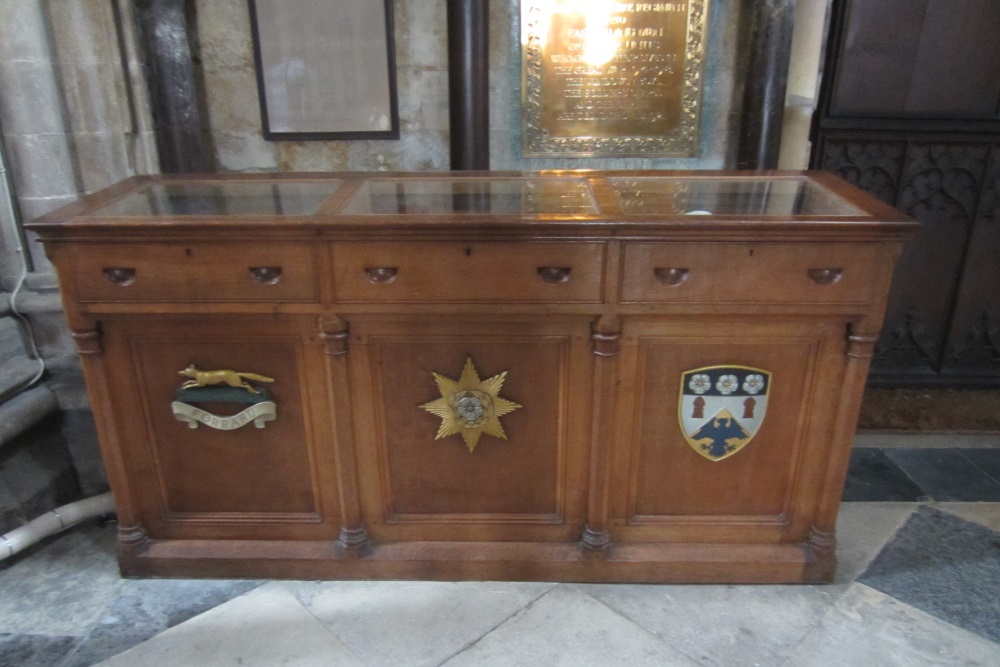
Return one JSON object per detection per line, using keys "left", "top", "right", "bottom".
{"left": 522, "top": 1, "right": 707, "bottom": 157}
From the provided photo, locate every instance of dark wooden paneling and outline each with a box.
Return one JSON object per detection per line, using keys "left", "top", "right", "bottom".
{"left": 814, "top": 0, "right": 1000, "bottom": 385}
{"left": 943, "top": 147, "right": 1000, "bottom": 375}
{"left": 877, "top": 143, "right": 987, "bottom": 372}
{"left": 817, "top": 139, "right": 905, "bottom": 204}
{"left": 817, "top": 137, "right": 993, "bottom": 380}
{"left": 830, "top": 0, "right": 928, "bottom": 117}
{"left": 831, "top": 0, "right": 1000, "bottom": 119}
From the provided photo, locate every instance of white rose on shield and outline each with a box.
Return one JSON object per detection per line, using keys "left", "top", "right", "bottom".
{"left": 716, "top": 374, "right": 738, "bottom": 394}
{"left": 689, "top": 373, "right": 711, "bottom": 394}
{"left": 742, "top": 374, "right": 765, "bottom": 395}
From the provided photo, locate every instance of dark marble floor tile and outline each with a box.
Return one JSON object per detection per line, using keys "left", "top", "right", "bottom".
{"left": 63, "top": 578, "right": 262, "bottom": 667}
{"left": 0, "top": 522, "right": 122, "bottom": 637}
{"left": 883, "top": 448, "right": 1000, "bottom": 501}
{"left": 860, "top": 506, "right": 1000, "bottom": 644}
{"left": 842, "top": 448, "right": 928, "bottom": 502}
{"left": 0, "top": 633, "right": 79, "bottom": 667}
{"left": 960, "top": 449, "right": 1000, "bottom": 484}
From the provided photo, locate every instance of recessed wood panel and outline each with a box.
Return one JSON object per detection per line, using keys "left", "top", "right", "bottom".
{"left": 628, "top": 335, "right": 816, "bottom": 520}
{"left": 349, "top": 318, "right": 593, "bottom": 542}
{"left": 100, "top": 319, "right": 339, "bottom": 540}
{"left": 133, "top": 338, "right": 316, "bottom": 516}
{"left": 379, "top": 339, "right": 562, "bottom": 516}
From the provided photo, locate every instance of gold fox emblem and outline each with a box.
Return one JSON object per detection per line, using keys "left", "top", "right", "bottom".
{"left": 178, "top": 365, "right": 275, "bottom": 394}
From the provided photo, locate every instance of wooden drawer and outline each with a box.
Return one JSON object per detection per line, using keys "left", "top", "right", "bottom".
{"left": 332, "top": 242, "right": 605, "bottom": 303}
{"left": 620, "top": 242, "right": 878, "bottom": 304}
{"left": 71, "top": 243, "right": 319, "bottom": 303}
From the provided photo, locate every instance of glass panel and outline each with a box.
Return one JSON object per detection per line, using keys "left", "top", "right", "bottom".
{"left": 91, "top": 181, "right": 341, "bottom": 216}
{"left": 340, "top": 178, "right": 598, "bottom": 215}
{"left": 608, "top": 178, "right": 866, "bottom": 216}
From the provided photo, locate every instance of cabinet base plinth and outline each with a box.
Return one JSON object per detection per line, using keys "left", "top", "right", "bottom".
{"left": 118, "top": 537, "right": 832, "bottom": 584}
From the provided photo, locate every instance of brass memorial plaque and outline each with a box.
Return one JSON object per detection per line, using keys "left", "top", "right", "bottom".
{"left": 522, "top": 1, "right": 707, "bottom": 157}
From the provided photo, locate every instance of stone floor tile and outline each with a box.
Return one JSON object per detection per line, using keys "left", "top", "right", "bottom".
{"left": 834, "top": 502, "right": 917, "bottom": 582}
{"left": 441, "top": 585, "right": 701, "bottom": 667}
{"left": 780, "top": 584, "right": 1000, "bottom": 666}
{"left": 63, "top": 577, "right": 262, "bottom": 667}
{"left": 292, "top": 579, "right": 555, "bottom": 667}
{"left": 936, "top": 502, "right": 1000, "bottom": 532}
{"left": 0, "top": 633, "right": 79, "bottom": 667}
{"left": 842, "top": 449, "right": 927, "bottom": 501}
{"left": 94, "top": 585, "right": 361, "bottom": 667}
{"left": 0, "top": 522, "right": 121, "bottom": 636}
{"left": 859, "top": 505, "right": 1000, "bottom": 644}
{"left": 854, "top": 433, "right": 1000, "bottom": 449}
{"left": 884, "top": 448, "right": 1000, "bottom": 501}
{"left": 960, "top": 448, "right": 1000, "bottom": 482}
{"left": 577, "top": 582, "right": 839, "bottom": 667}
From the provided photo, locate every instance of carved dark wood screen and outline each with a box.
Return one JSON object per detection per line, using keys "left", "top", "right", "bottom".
{"left": 812, "top": 0, "right": 1000, "bottom": 386}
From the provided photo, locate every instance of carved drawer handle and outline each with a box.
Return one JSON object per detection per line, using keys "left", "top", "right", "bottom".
{"left": 808, "top": 268, "right": 843, "bottom": 285}
{"left": 364, "top": 267, "right": 398, "bottom": 284}
{"left": 102, "top": 267, "right": 136, "bottom": 286}
{"left": 654, "top": 267, "right": 689, "bottom": 286}
{"left": 249, "top": 266, "right": 283, "bottom": 284}
{"left": 537, "top": 266, "right": 572, "bottom": 284}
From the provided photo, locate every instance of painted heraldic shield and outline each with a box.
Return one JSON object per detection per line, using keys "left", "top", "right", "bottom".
{"left": 679, "top": 365, "right": 771, "bottom": 461}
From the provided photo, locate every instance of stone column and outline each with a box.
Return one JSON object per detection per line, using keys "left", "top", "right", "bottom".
{"left": 135, "top": 0, "right": 213, "bottom": 172}
{"left": 777, "top": 0, "right": 831, "bottom": 169}
{"left": 46, "top": 0, "right": 159, "bottom": 190}
{"left": 0, "top": 0, "right": 78, "bottom": 275}
{"left": 736, "top": 0, "right": 798, "bottom": 170}
{"left": 447, "top": 0, "right": 490, "bottom": 170}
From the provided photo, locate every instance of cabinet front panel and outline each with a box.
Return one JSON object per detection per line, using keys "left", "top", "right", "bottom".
{"left": 612, "top": 321, "right": 836, "bottom": 543}
{"left": 72, "top": 243, "right": 320, "bottom": 303}
{"left": 620, "top": 243, "right": 877, "bottom": 305}
{"left": 332, "top": 242, "right": 605, "bottom": 303}
{"left": 350, "top": 319, "right": 592, "bottom": 541}
{"left": 104, "top": 320, "right": 339, "bottom": 539}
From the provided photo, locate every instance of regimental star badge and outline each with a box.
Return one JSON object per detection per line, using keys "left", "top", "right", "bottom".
{"left": 679, "top": 365, "right": 772, "bottom": 462}
{"left": 419, "top": 357, "right": 523, "bottom": 453}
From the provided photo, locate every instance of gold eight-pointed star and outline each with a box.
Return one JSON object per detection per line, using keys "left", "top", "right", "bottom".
{"left": 419, "top": 357, "right": 522, "bottom": 452}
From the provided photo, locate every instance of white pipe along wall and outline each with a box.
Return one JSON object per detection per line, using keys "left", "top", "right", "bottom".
{"left": 0, "top": 493, "right": 115, "bottom": 561}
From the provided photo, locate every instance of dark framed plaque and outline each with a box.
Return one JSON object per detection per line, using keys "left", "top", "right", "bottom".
{"left": 248, "top": 0, "right": 399, "bottom": 140}
{"left": 521, "top": 0, "right": 707, "bottom": 157}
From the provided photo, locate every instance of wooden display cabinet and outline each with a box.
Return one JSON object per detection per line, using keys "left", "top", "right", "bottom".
{"left": 28, "top": 171, "right": 916, "bottom": 583}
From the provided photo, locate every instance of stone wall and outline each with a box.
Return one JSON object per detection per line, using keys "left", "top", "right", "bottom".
{"left": 197, "top": 0, "right": 451, "bottom": 172}
{"left": 0, "top": 0, "right": 157, "bottom": 506}
{"left": 0, "top": 0, "right": 157, "bottom": 281}
{"left": 197, "top": 0, "right": 747, "bottom": 173}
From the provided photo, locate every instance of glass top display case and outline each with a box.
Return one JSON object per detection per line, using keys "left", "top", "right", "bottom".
{"left": 25, "top": 170, "right": 918, "bottom": 585}
{"left": 91, "top": 181, "right": 343, "bottom": 217}
{"left": 339, "top": 177, "right": 599, "bottom": 215}
{"left": 607, "top": 177, "right": 865, "bottom": 216}
{"left": 57, "top": 172, "right": 890, "bottom": 224}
